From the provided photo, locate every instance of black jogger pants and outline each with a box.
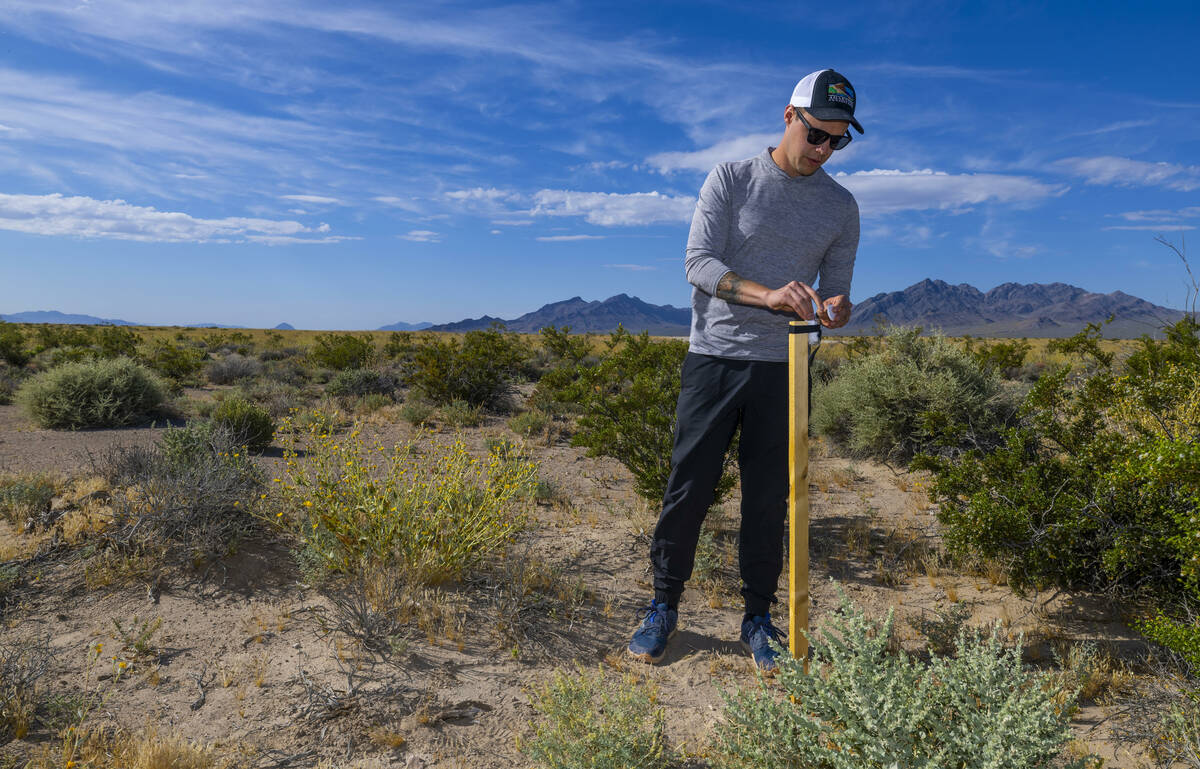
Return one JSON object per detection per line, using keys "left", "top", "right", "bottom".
{"left": 650, "top": 352, "right": 788, "bottom": 617}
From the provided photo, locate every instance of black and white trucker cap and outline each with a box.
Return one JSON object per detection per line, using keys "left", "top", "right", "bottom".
{"left": 790, "top": 69, "right": 863, "bottom": 134}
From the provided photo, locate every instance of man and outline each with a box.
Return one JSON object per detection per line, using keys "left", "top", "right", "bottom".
{"left": 628, "top": 69, "right": 862, "bottom": 670}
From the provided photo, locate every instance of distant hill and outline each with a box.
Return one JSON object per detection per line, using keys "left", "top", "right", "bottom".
{"left": 428, "top": 294, "right": 691, "bottom": 335}
{"left": 837, "top": 279, "right": 1187, "bottom": 338}
{"left": 377, "top": 320, "right": 434, "bottom": 331}
{"left": 0, "top": 310, "right": 139, "bottom": 325}
{"left": 274, "top": 322, "right": 295, "bottom": 330}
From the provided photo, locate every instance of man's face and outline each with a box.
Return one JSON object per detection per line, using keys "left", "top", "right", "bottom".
{"left": 781, "top": 106, "right": 850, "bottom": 177}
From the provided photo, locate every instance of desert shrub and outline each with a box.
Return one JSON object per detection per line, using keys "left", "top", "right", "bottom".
{"left": 94, "top": 326, "right": 142, "bottom": 359}
{"left": 261, "top": 356, "right": 311, "bottom": 387}
{"left": 34, "top": 344, "right": 99, "bottom": 368}
{"left": 918, "top": 319, "right": 1200, "bottom": 599}
{"left": 277, "top": 426, "right": 536, "bottom": 582}
{"left": 918, "top": 318, "right": 1200, "bottom": 669}
{"left": 32, "top": 324, "right": 95, "bottom": 352}
{"left": 404, "top": 324, "right": 529, "bottom": 409}
{"left": 144, "top": 340, "right": 206, "bottom": 384}
{"left": 0, "top": 364, "right": 23, "bottom": 405}
{"left": 538, "top": 328, "right": 735, "bottom": 506}
{"left": 0, "top": 321, "right": 30, "bottom": 366}
{"left": 0, "top": 474, "right": 58, "bottom": 527}
{"left": 523, "top": 666, "right": 671, "bottom": 769}
{"left": 94, "top": 425, "right": 262, "bottom": 562}
{"left": 382, "top": 331, "right": 420, "bottom": 364}
{"left": 812, "top": 326, "right": 1015, "bottom": 463}
{"left": 205, "top": 353, "right": 262, "bottom": 384}
{"left": 0, "top": 635, "right": 51, "bottom": 741}
{"left": 211, "top": 396, "right": 274, "bottom": 451}
{"left": 259, "top": 346, "right": 303, "bottom": 362}
{"left": 399, "top": 398, "right": 434, "bottom": 426}
{"left": 309, "top": 333, "right": 376, "bottom": 370}
{"left": 509, "top": 409, "right": 550, "bottom": 438}
{"left": 199, "top": 329, "right": 253, "bottom": 355}
{"left": 17, "top": 357, "right": 167, "bottom": 429}
{"left": 440, "top": 399, "right": 483, "bottom": 428}
{"left": 326, "top": 368, "right": 397, "bottom": 399}
{"left": 713, "top": 593, "right": 1089, "bottom": 769}
{"left": 539, "top": 325, "right": 593, "bottom": 366}
{"left": 234, "top": 378, "right": 309, "bottom": 417}
{"left": 351, "top": 393, "right": 392, "bottom": 416}
{"left": 964, "top": 336, "right": 1032, "bottom": 379}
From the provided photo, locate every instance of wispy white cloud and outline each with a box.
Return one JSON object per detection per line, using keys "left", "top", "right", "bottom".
{"left": 0, "top": 192, "right": 339, "bottom": 243}
{"left": 531, "top": 190, "right": 694, "bottom": 226}
{"left": 1114, "top": 206, "right": 1200, "bottom": 222}
{"left": 280, "top": 194, "right": 342, "bottom": 205}
{"left": 491, "top": 219, "right": 534, "bottom": 226}
{"left": 605, "top": 263, "right": 655, "bottom": 271}
{"left": 1103, "top": 224, "right": 1196, "bottom": 232}
{"left": 399, "top": 229, "right": 440, "bottom": 242}
{"left": 1056, "top": 156, "right": 1200, "bottom": 191}
{"left": 834, "top": 169, "right": 1066, "bottom": 216}
{"left": 536, "top": 235, "right": 605, "bottom": 242}
{"left": 647, "top": 133, "right": 777, "bottom": 173}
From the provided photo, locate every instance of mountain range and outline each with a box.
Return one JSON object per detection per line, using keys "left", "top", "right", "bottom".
{"left": 3, "top": 281, "right": 1187, "bottom": 337}
{"left": 404, "top": 281, "right": 1187, "bottom": 339}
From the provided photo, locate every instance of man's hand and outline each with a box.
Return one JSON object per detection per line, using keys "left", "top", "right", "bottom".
{"left": 762, "top": 280, "right": 822, "bottom": 320}
{"left": 817, "top": 295, "right": 852, "bottom": 329}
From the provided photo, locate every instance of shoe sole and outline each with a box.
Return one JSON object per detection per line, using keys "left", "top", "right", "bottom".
{"left": 628, "top": 628, "right": 677, "bottom": 664}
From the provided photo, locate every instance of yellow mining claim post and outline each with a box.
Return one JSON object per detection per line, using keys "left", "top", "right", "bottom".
{"left": 788, "top": 319, "right": 820, "bottom": 669}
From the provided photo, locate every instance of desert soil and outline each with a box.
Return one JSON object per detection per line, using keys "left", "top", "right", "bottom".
{"left": 0, "top": 392, "right": 1156, "bottom": 768}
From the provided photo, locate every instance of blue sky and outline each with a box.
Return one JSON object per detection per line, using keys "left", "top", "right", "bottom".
{"left": 0, "top": 1, "right": 1197, "bottom": 329}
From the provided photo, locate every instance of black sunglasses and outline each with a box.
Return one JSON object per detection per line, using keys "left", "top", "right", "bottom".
{"left": 794, "top": 109, "right": 852, "bottom": 150}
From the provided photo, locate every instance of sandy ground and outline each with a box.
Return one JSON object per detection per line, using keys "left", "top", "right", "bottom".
{"left": 0, "top": 396, "right": 1159, "bottom": 768}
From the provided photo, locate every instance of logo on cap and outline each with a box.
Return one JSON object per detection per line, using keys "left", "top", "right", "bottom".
{"left": 827, "top": 82, "right": 854, "bottom": 107}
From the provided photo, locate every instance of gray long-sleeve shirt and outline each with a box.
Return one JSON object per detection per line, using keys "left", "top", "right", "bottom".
{"left": 685, "top": 147, "right": 859, "bottom": 362}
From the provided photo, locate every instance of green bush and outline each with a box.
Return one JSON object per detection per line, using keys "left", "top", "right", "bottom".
{"left": 918, "top": 319, "right": 1200, "bottom": 601}
{"left": 96, "top": 426, "right": 262, "bottom": 561}
{"left": 440, "top": 399, "right": 484, "bottom": 428}
{"left": 0, "top": 365, "right": 24, "bottom": 405}
{"left": 0, "top": 474, "right": 58, "bottom": 526}
{"left": 405, "top": 324, "right": 529, "bottom": 409}
{"left": 309, "top": 333, "right": 376, "bottom": 370}
{"left": 538, "top": 328, "right": 734, "bottom": 506}
{"left": 964, "top": 336, "right": 1032, "bottom": 379}
{"left": 205, "top": 353, "right": 262, "bottom": 384}
{"left": 326, "top": 368, "right": 397, "bottom": 399}
{"left": 144, "top": 340, "right": 206, "bottom": 384}
{"left": 713, "top": 593, "right": 1090, "bottom": 769}
{"left": 0, "top": 322, "right": 29, "bottom": 366}
{"left": 812, "top": 326, "right": 1015, "bottom": 463}
{"left": 35, "top": 345, "right": 98, "bottom": 369}
{"left": 211, "top": 396, "right": 274, "bottom": 451}
{"left": 32, "top": 324, "right": 95, "bottom": 353}
{"left": 94, "top": 326, "right": 142, "bottom": 359}
{"left": 17, "top": 357, "right": 167, "bottom": 429}
{"left": 399, "top": 398, "right": 434, "bottom": 426}
{"left": 523, "top": 666, "right": 671, "bottom": 769}
{"left": 509, "top": 409, "right": 550, "bottom": 438}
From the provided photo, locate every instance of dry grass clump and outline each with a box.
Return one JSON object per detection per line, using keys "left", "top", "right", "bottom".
{"left": 28, "top": 726, "right": 238, "bottom": 769}
{"left": 0, "top": 636, "right": 51, "bottom": 741}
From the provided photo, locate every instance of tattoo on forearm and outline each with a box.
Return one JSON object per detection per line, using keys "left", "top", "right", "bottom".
{"left": 715, "top": 272, "right": 746, "bottom": 303}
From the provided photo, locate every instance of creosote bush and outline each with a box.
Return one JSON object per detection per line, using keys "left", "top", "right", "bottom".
{"left": 916, "top": 318, "right": 1200, "bottom": 616}
{"left": 309, "top": 333, "right": 376, "bottom": 370}
{"left": 713, "top": 593, "right": 1091, "bottom": 769}
{"left": 211, "top": 396, "right": 274, "bottom": 452}
{"left": 144, "top": 340, "right": 206, "bottom": 385}
{"left": 17, "top": 357, "right": 167, "bottom": 429}
{"left": 405, "top": 323, "right": 529, "bottom": 409}
{"left": 812, "top": 325, "right": 1015, "bottom": 463}
{"left": 276, "top": 417, "right": 537, "bottom": 583}
{"left": 0, "top": 321, "right": 30, "bottom": 366}
{"left": 523, "top": 666, "right": 671, "bottom": 769}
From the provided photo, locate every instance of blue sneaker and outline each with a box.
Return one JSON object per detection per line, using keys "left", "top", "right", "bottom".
{"left": 741, "top": 613, "right": 787, "bottom": 672}
{"left": 627, "top": 600, "right": 678, "bottom": 664}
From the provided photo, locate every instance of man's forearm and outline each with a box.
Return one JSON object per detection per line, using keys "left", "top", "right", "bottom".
{"left": 715, "top": 271, "right": 768, "bottom": 307}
